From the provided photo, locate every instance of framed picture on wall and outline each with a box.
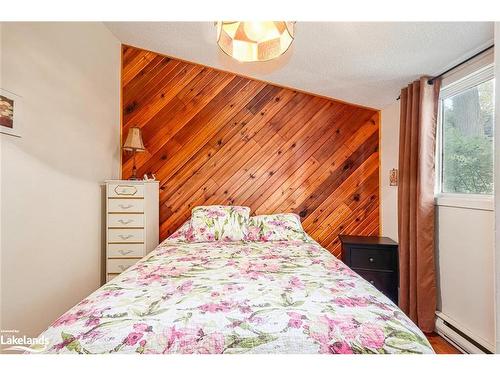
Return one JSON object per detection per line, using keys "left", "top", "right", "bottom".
{"left": 0, "top": 88, "right": 23, "bottom": 138}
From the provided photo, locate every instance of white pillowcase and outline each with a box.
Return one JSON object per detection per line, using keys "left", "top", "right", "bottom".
{"left": 189, "top": 205, "right": 251, "bottom": 242}
{"left": 245, "top": 213, "right": 307, "bottom": 241}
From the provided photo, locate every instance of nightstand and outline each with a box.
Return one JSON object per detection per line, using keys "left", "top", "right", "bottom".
{"left": 339, "top": 235, "right": 399, "bottom": 304}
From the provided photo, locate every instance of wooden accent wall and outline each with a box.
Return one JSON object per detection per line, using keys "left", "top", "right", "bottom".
{"left": 121, "top": 45, "right": 380, "bottom": 256}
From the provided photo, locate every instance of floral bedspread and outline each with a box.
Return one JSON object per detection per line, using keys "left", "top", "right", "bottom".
{"left": 36, "top": 235, "right": 433, "bottom": 354}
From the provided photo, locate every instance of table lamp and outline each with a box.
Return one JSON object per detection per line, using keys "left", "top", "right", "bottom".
{"left": 123, "top": 127, "right": 145, "bottom": 180}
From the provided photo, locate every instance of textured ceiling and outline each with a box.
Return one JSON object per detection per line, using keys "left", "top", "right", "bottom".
{"left": 105, "top": 22, "right": 494, "bottom": 109}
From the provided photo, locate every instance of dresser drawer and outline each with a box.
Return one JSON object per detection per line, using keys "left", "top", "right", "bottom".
{"left": 108, "top": 183, "right": 144, "bottom": 198}
{"left": 107, "top": 273, "right": 119, "bottom": 282}
{"left": 107, "top": 258, "right": 139, "bottom": 274}
{"left": 108, "top": 243, "right": 145, "bottom": 258}
{"left": 108, "top": 198, "right": 144, "bottom": 213}
{"left": 353, "top": 268, "right": 397, "bottom": 303}
{"left": 108, "top": 228, "right": 144, "bottom": 243}
{"left": 108, "top": 214, "right": 144, "bottom": 228}
{"left": 349, "top": 247, "right": 394, "bottom": 271}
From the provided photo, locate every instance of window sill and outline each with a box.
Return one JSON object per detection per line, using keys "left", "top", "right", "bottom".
{"left": 434, "top": 194, "right": 494, "bottom": 211}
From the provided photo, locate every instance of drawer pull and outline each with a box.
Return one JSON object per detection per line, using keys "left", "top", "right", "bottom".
{"left": 118, "top": 234, "right": 133, "bottom": 240}
{"left": 118, "top": 219, "right": 133, "bottom": 225}
{"left": 114, "top": 185, "right": 137, "bottom": 196}
{"left": 118, "top": 250, "right": 133, "bottom": 255}
{"left": 369, "top": 257, "right": 374, "bottom": 263}
{"left": 369, "top": 280, "right": 375, "bottom": 285}
{"left": 119, "top": 204, "right": 133, "bottom": 209}
{"left": 118, "top": 265, "right": 129, "bottom": 271}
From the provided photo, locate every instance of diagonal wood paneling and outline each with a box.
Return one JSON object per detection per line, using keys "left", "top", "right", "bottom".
{"left": 121, "top": 45, "right": 380, "bottom": 257}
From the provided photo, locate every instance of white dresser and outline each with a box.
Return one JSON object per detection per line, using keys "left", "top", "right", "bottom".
{"left": 105, "top": 180, "right": 159, "bottom": 282}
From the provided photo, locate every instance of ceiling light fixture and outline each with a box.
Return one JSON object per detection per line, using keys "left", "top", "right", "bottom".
{"left": 216, "top": 21, "right": 295, "bottom": 62}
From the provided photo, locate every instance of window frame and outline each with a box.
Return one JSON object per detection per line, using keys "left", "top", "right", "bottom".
{"left": 435, "top": 54, "right": 494, "bottom": 211}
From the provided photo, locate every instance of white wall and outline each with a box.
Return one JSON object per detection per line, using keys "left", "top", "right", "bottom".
{"left": 436, "top": 204, "right": 495, "bottom": 350}
{"left": 494, "top": 22, "right": 500, "bottom": 354}
{"left": 0, "top": 22, "right": 120, "bottom": 340}
{"left": 380, "top": 102, "right": 399, "bottom": 241}
{"left": 0, "top": 21, "right": 3, "bottom": 337}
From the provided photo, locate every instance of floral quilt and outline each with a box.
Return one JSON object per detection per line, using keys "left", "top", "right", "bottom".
{"left": 35, "top": 231, "right": 434, "bottom": 354}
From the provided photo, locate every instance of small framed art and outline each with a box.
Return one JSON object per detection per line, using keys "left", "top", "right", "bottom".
{"left": 0, "top": 88, "right": 23, "bottom": 138}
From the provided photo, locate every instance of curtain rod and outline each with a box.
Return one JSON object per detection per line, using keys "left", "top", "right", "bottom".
{"left": 396, "top": 44, "right": 494, "bottom": 101}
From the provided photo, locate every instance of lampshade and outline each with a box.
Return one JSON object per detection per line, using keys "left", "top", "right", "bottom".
{"left": 123, "top": 127, "right": 145, "bottom": 151}
{"left": 216, "top": 21, "right": 295, "bottom": 62}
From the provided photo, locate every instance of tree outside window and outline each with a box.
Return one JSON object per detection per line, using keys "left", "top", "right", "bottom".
{"left": 441, "top": 78, "right": 494, "bottom": 195}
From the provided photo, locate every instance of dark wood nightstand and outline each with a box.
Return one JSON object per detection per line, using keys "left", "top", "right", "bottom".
{"left": 339, "top": 235, "right": 399, "bottom": 304}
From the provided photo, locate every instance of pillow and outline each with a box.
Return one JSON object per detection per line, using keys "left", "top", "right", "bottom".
{"left": 164, "top": 220, "right": 194, "bottom": 243}
{"left": 245, "top": 213, "right": 307, "bottom": 241}
{"left": 190, "top": 205, "right": 251, "bottom": 242}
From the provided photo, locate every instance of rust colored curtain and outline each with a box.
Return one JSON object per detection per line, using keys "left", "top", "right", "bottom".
{"left": 398, "top": 76, "right": 441, "bottom": 333}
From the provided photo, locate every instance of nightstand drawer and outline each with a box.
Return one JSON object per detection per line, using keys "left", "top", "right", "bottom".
{"left": 107, "top": 258, "right": 139, "bottom": 273}
{"left": 353, "top": 268, "right": 397, "bottom": 302}
{"left": 108, "top": 228, "right": 144, "bottom": 243}
{"left": 108, "top": 199, "right": 144, "bottom": 213}
{"left": 108, "top": 243, "right": 145, "bottom": 258}
{"left": 349, "top": 247, "right": 394, "bottom": 271}
{"left": 108, "top": 214, "right": 144, "bottom": 228}
{"left": 108, "top": 183, "right": 144, "bottom": 198}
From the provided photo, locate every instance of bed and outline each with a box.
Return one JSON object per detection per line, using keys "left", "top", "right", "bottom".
{"left": 35, "top": 207, "right": 433, "bottom": 354}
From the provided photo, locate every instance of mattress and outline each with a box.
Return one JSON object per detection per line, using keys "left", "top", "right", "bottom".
{"left": 34, "top": 226, "right": 433, "bottom": 354}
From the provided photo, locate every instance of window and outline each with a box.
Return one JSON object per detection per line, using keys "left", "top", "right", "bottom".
{"left": 437, "top": 63, "right": 495, "bottom": 198}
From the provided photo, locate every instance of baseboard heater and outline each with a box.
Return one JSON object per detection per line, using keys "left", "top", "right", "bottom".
{"left": 435, "top": 311, "right": 493, "bottom": 354}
